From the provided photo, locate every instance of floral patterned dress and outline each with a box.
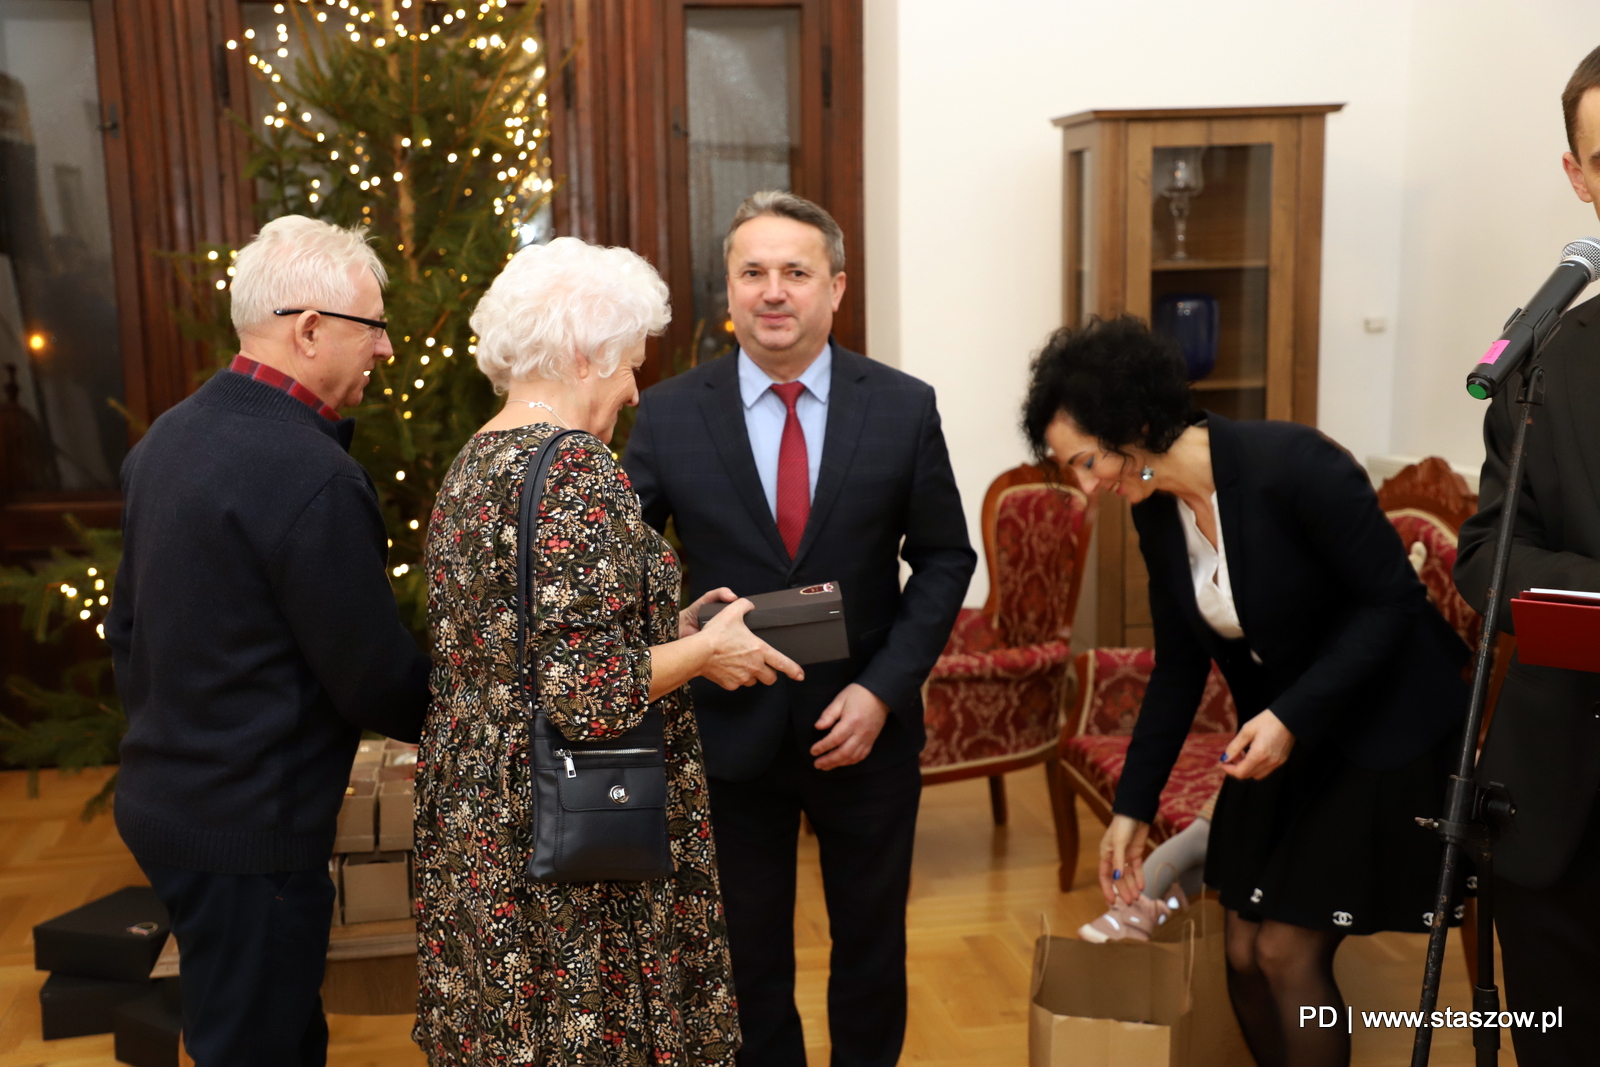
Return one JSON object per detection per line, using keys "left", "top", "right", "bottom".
{"left": 412, "top": 423, "right": 739, "bottom": 1066}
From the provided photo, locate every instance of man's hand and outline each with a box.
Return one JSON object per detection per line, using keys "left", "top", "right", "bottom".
{"left": 810, "top": 683, "right": 889, "bottom": 770}
{"left": 1222, "top": 709, "right": 1295, "bottom": 780}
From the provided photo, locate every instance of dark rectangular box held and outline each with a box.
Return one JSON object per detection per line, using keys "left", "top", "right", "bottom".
{"left": 699, "top": 582, "right": 849, "bottom": 665}
{"left": 38, "top": 972, "right": 154, "bottom": 1040}
{"left": 33, "top": 886, "right": 170, "bottom": 983}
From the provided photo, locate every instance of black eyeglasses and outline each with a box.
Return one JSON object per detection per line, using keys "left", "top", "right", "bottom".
{"left": 273, "top": 308, "right": 388, "bottom": 332}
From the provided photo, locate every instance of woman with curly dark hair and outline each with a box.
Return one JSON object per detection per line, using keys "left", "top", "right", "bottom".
{"left": 1024, "top": 316, "right": 1469, "bottom": 1067}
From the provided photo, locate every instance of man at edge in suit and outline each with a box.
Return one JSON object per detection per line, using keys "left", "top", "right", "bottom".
{"left": 1455, "top": 43, "right": 1600, "bottom": 1067}
{"left": 623, "top": 191, "right": 975, "bottom": 1066}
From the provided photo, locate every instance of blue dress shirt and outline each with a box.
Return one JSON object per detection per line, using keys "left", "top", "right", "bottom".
{"left": 737, "top": 345, "right": 831, "bottom": 520}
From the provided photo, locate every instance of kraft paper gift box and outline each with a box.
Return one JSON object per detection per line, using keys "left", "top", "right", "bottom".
{"left": 1028, "top": 899, "right": 1249, "bottom": 1067}
{"left": 339, "top": 852, "right": 412, "bottom": 924}
{"left": 33, "top": 886, "right": 170, "bottom": 983}
{"left": 380, "top": 744, "right": 419, "bottom": 782}
{"left": 353, "top": 738, "right": 384, "bottom": 766}
{"left": 334, "top": 778, "right": 377, "bottom": 854}
{"left": 698, "top": 582, "right": 849, "bottom": 665}
{"left": 377, "top": 778, "right": 416, "bottom": 851}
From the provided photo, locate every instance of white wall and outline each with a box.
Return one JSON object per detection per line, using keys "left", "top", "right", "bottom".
{"left": 864, "top": 0, "right": 1600, "bottom": 609}
{"left": 1391, "top": 0, "right": 1600, "bottom": 465}
{"left": 866, "top": 0, "right": 1421, "bottom": 607}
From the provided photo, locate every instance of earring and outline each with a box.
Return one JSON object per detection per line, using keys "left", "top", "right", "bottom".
{"left": 1140, "top": 466, "right": 1156, "bottom": 482}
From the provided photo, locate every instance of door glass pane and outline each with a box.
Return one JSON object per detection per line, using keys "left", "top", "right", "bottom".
{"left": 1149, "top": 143, "right": 1271, "bottom": 421}
{"left": 685, "top": 8, "right": 800, "bottom": 364}
{"left": 0, "top": 0, "right": 123, "bottom": 492}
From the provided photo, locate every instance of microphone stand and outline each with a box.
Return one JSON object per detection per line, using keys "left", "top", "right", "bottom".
{"left": 1409, "top": 362, "right": 1541, "bottom": 1067}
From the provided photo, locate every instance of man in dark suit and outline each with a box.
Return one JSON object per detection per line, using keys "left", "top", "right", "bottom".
{"left": 623, "top": 191, "right": 975, "bottom": 1067}
{"left": 1455, "top": 44, "right": 1600, "bottom": 1067}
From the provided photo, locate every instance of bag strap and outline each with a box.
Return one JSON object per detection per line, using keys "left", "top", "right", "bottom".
{"left": 514, "top": 428, "right": 587, "bottom": 702}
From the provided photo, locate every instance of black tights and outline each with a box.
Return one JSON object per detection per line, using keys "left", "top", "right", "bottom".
{"left": 1224, "top": 909, "right": 1348, "bottom": 1067}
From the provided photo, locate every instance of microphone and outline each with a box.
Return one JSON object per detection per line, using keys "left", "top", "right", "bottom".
{"left": 1466, "top": 238, "right": 1600, "bottom": 399}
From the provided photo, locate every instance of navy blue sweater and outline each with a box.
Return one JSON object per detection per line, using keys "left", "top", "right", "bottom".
{"left": 106, "top": 370, "right": 429, "bottom": 873}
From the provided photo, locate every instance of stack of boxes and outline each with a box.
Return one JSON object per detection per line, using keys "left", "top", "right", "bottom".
{"left": 332, "top": 738, "right": 419, "bottom": 924}
{"left": 33, "top": 886, "right": 183, "bottom": 1067}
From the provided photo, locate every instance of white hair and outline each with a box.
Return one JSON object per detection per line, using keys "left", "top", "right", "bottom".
{"left": 229, "top": 215, "right": 387, "bottom": 332}
{"left": 471, "top": 237, "right": 671, "bottom": 393}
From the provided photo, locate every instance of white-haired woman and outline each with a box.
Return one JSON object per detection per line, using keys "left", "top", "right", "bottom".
{"left": 413, "top": 237, "right": 799, "bottom": 1065}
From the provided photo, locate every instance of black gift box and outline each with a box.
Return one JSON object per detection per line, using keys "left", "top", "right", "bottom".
{"left": 699, "top": 582, "right": 849, "bottom": 665}
{"left": 112, "top": 979, "right": 183, "bottom": 1067}
{"left": 38, "top": 972, "right": 154, "bottom": 1040}
{"left": 34, "top": 886, "right": 171, "bottom": 982}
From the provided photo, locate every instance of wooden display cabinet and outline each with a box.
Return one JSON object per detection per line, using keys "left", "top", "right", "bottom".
{"left": 1053, "top": 104, "right": 1342, "bottom": 648}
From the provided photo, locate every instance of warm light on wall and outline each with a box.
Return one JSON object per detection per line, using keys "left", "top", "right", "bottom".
{"left": 27, "top": 332, "right": 46, "bottom": 352}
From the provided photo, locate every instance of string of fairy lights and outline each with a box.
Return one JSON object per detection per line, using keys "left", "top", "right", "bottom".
{"left": 58, "top": 0, "right": 553, "bottom": 629}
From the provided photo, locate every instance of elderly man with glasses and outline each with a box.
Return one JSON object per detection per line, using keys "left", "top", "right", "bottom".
{"left": 105, "top": 215, "right": 429, "bottom": 1067}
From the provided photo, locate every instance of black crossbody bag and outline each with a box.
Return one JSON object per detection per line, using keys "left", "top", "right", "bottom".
{"left": 516, "top": 429, "right": 675, "bottom": 883}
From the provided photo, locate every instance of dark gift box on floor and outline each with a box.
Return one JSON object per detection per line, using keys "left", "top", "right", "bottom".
{"left": 38, "top": 972, "right": 155, "bottom": 1040}
{"left": 699, "top": 582, "right": 849, "bottom": 664}
{"left": 112, "top": 978, "right": 182, "bottom": 1067}
{"left": 34, "top": 886, "right": 170, "bottom": 982}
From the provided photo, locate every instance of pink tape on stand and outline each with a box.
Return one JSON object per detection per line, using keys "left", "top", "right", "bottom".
{"left": 1478, "top": 339, "right": 1510, "bottom": 366}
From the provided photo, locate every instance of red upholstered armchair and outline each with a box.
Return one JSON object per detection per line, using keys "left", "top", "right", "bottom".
{"left": 1053, "top": 649, "right": 1236, "bottom": 890}
{"left": 920, "top": 463, "right": 1095, "bottom": 827}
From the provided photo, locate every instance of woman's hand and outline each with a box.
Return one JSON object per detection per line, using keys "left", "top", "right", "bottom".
{"left": 1222, "top": 709, "right": 1295, "bottom": 780}
{"left": 1098, "top": 814, "right": 1151, "bottom": 906}
{"left": 696, "top": 598, "right": 804, "bottom": 690}
{"left": 678, "top": 587, "right": 736, "bottom": 638}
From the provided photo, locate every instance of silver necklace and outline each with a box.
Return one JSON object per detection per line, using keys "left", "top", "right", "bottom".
{"left": 507, "top": 399, "right": 567, "bottom": 427}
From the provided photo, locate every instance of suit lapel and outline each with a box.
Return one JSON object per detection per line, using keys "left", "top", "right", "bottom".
{"left": 1208, "top": 413, "right": 1252, "bottom": 637}
{"left": 793, "top": 347, "right": 871, "bottom": 567}
{"left": 1554, "top": 304, "right": 1600, "bottom": 515}
{"left": 1145, "top": 494, "right": 1205, "bottom": 628}
{"left": 699, "top": 355, "right": 792, "bottom": 566}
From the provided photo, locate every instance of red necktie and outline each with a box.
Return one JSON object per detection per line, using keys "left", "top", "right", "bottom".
{"left": 771, "top": 381, "right": 810, "bottom": 558}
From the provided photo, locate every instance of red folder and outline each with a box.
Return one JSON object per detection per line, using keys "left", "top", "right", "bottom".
{"left": 1510, "top": 589, "right": 1600, "bottom": 672}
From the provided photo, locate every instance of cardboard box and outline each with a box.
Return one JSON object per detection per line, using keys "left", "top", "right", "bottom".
{"left": 1029, "top": 900, "right": 1249, "bottom": 1067}
{"left": 377, "top": 778, "right": 415, "bottom": 851}
{"left": 353, "top": 738, "right": 384, "bottom": 766}
{"left": 699, "top": 582, "right": 849, "bottom": 664}
{"left": 339, "top": 853, "right": 412, "bottom": 924}
{"left": 111, "top": 979, "right": 182, "bottom": 1067}
{"left": 38, "top": 972, "right": 154, "bottom": 1040}
{"left": 334, "top": 779, "right": 377, "bottom": 854}
{"left": 33, "top": 887, "right": 170, "bottom": 983}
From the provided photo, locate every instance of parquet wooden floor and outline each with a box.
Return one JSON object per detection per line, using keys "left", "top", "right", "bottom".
{"left": 1, "top": 765, "right": 1511, "bottom": 1065}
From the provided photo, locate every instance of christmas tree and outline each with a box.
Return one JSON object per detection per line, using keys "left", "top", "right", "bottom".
{"left": 0, "top": 0, "right": 554, "bottom": 809}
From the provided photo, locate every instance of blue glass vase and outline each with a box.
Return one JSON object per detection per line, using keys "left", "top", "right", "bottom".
{"left": 1153, "top": 294, "right": 1220, "bottom": 381}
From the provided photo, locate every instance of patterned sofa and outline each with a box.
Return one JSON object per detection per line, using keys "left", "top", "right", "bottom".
{"left": 1048, "top": 457, "right": 1491, "bottom": 893}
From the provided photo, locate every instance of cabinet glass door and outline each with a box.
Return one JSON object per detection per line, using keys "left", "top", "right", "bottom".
{"left": 1147, "top": 142, "right": 1273, "bottom": 421}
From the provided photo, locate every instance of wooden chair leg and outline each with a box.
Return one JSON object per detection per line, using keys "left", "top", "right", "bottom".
{"left": 1043, "top": 759, "right": 1079, "bottom": 892}
{"left": 987, "top": 775, "right": 1008, "bottom": 826}
{"left": 1460, "top": 898, "right": 1480, "bottom": 989}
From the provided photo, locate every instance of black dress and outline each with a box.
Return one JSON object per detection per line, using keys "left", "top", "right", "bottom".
{"left": 1111, "top": 415, "right": 1470, "bottom": 936}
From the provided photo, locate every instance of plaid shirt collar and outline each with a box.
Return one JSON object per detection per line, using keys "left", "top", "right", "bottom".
{"left": 228, "top": 354, "right": 341, "bottom": 423}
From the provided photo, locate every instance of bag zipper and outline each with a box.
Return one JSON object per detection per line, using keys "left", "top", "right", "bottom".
{"left": 551, "top": 747, "right": 660, "bottom": 778}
